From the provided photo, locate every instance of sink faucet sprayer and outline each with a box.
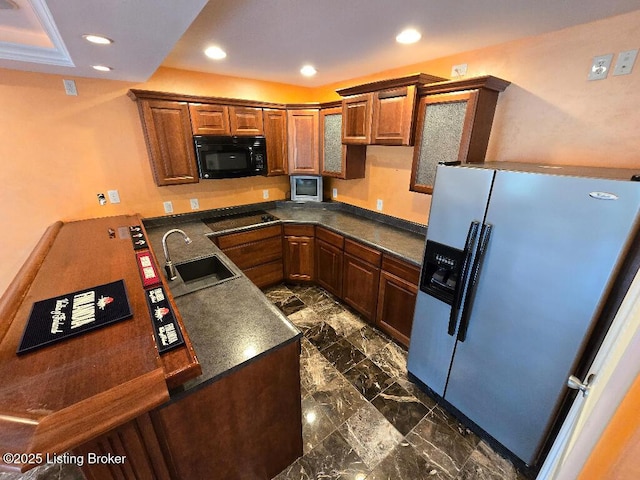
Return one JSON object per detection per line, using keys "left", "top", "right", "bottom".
{"left": 162, "top": 229, "right": 192, "bottom": 280}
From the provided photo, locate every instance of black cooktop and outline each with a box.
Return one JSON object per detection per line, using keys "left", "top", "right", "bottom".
{"left": 203, "top": 211, "right": 279, "bottom": 232}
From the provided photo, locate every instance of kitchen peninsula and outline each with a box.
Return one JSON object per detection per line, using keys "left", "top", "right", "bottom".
{"left": 0, "top": 200, "right": 425, "bottom": 479}
{"left": 0, "top": 213, "right": 303, "bottom": 479}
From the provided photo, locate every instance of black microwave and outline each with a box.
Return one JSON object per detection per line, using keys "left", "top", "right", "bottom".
{"left": 194, "top": 135, "right": 267, "bottom": 179}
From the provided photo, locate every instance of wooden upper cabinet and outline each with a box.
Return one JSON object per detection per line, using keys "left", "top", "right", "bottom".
{"left": 138, "top": 99, "right": 199, "bottom": 186}
{"left": 189, "top": 104, "right": 231, "bottom": 136}
{"left": 263, "top": 108, "right": 288, "bottom": 176}
{"left": 337, "top": 74, "right": 447, "bottom": 147}
{"left": 371, "top": 86, "right": 417, "bottom": 146}
{"left": 287, "top": 109, "right": 319, "bottom": 174}
{"left": 320, "top": 106, "right": 366, "bottom": 179}
{"left": 230, "top": 106, "right": 264, "bottom": 135}
{"left": 341, "top": 93, "right": 373, "bottom": 144}
{"left": 410, "top": 76, "right": 510, "bottom": 194}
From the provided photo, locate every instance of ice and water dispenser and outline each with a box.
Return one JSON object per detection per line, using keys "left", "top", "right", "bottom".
{"left": 420, "top": 241, "right": 465, "bottom": 305}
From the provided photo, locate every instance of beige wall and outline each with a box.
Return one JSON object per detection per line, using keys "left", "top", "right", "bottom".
{"left": 1, "top": 10, "right": 639, "bottom": 297}
{"left": 320, "top": 10, "right": 640, "bottom": 223}
{"left": 0, "top": 68, "right": 314, "bottom": 296}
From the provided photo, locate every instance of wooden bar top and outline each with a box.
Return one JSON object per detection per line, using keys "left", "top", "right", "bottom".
{"left": 0, "top": 215, "right": 200, "bottom": 472}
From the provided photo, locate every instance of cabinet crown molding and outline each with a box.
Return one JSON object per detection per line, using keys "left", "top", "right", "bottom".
{"left": 128, "top": 89, "right": 287, "bottom": 109}
{"left": 336, "top": 73, "right": 447, "bottom": 97}
{"left": 417, "top": 75, "right": 511, "bottom": 95}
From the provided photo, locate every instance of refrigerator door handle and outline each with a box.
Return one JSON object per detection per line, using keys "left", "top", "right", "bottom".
{"left": 457, "top": 223, "right": 493, "bottom": 342}
{"left": 448, "top": 221, "right": 480, "bottom": 336}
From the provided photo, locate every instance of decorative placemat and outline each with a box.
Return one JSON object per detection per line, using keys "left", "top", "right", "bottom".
{"left": 136, "top": 251, "right": 162, "bottom": 288}
{"left": 17, "top": 280, "right": 132, "bottom": 355}
{"left": 144, "top": 286, "right": 185, "bottom": 354}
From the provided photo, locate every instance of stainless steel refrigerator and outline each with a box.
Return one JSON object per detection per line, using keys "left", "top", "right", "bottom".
{"left": 407, "top": 163, "right": 640, "bottom": 466}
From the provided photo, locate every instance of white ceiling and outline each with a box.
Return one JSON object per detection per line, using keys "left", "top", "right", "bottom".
{"left": 1, "top": 0, "right": 639, "bottom": 86}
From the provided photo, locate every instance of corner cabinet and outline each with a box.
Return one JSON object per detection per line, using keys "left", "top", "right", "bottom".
{"left": 136, "top": 99, "right": 199, "bottom": 186}
{"left": 410, "top": 76, "right": 510, "bottom": 194}
{"left": 320, "top": 106, "right": 366, "bottom": 179}
{"left": 287, "top": 109, "right": 319, "bottom": 174}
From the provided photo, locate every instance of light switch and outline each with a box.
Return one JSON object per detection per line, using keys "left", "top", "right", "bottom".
{"left": 613, "top": 49, "right": 638, "bottom": 76}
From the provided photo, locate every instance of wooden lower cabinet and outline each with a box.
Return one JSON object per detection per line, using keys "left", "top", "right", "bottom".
{"left": 215, "top": 225, "right": 283, "bottom": 289}
{"left": 75, "top": 341, "right": 302, "bottom": 480}
{"left": 315, "top": 239, "right": 343, "bottom": 297}
{"left": 342, "top": 252, "right": 380, "bottom": 322}
{"left": 75, "top": 413, "right": 171, "bottom": 480}
{"left": 283, "top": 225, "right": 315, "bottom": 282}
{"left": 151, "top": 340, "right": 302, "bottom": 480}
{"left": 376, "top": 255, "right": 419, "bottom": 347}
{"left": 315, "top": 227, "right": 344, "bottom": 297}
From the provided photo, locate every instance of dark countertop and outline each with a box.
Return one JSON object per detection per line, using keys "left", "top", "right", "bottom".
{"left": 143, "top": 201, "right": 427, "bottom": 395}
{"left": 263, "top": 203, "right": 426, "bottom": 266}
{"left": 144, "top": 222, "right": 301, "bottom": 395}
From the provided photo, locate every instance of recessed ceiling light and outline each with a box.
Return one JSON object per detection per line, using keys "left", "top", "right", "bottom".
{"left": 82, "top": 34, "right": 113, "bottom": 45}
{"left": 396, "top": 28, "right": 421, "bottom": 44}
{"left": 92, "top": 65, "right": 112, "bottom": 72}
{"left": 300, "top": 65, "right": 317, "bottom": 77}
{"left": 204, "top": 46, "right": 227, "bottom": 60}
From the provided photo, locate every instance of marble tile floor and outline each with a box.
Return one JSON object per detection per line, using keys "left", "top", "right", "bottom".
{"left": 2, "top": 283, "right": 529, "bottom": 480}
{"left": 266, "top": 283, "right": 529, "bottom": 480}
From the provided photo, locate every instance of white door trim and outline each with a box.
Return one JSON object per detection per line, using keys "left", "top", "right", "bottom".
{"left": 538, "top": 269, "right": 640, "bottom": 479}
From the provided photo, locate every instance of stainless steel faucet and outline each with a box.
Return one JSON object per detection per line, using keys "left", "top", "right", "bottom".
{"left": 162, "top": 229, "right": 192, "bottom": 280}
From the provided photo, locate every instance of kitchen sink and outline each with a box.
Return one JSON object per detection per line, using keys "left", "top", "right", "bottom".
{"left": 175, "top": 254, "right": 236, "bottom": 285}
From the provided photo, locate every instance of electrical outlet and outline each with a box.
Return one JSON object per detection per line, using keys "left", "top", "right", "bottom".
{"left": 376, "top": 199, "right": 383, "bottom": 211}
{"left": 588, "top": 54, "right": 614, "bottom": 81}
{"left": 190, "top": 198, "right": 200, "bottom": 210}
{"left": 107, "top": 190, "right": 120, "bottom": 204}
{"left": 332, "top": 188, "right": 338, "bottom": 199}
{"left": 163, "top": 201, "right": 173, "bottom": 214}
{"left": 613, "top": 49, "right": 638, "bottom": 76}
{"left": 451, "top": 63, "right": 468, "bottom": 78}
{"left": 263, "top": 189, "right": 269, "bottom": 199}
